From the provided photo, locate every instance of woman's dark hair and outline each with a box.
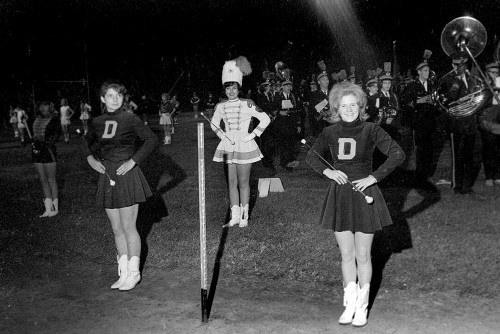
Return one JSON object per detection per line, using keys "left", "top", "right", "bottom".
{"left": 223, "top": 81, "right": 240, "bottom": 90}
{"left": 100, "top": 81, "right": 127, "bottom": 97}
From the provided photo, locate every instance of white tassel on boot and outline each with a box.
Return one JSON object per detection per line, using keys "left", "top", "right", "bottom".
{"left": 228, "top": 205, "right": 241, "bottom": 227}
{"left": 40, "top": 198, "right": 53, "bottom": 218}
{"left": 119, "top": 256, "right": 141, "bottom": 291}
{"left": 163, "top": 136, "right": 171, "bottom": 145}
{"left": 352, "top": 283, "right": 370, "bottom": 327}
{"left": 110, "top": 255, "right": 128, "bottom": 289}
{"left": 48, "top": 198, "right": 59, "bottom": 217}
{"left": 338, "top": 281, "right": 357, "bottom": 325}
{"left": 239, "top": 204, "right": 249, "bottom": 228}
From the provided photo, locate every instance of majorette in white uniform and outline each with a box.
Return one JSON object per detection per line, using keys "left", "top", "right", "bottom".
{"left": 211, "top": 57, "right": 270, "bottom": 164}
{"left": 211, "top": 98, "right": 270, "bottom": 164}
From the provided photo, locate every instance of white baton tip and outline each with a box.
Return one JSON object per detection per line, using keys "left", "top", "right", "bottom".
{"left": 76, "top": 129, "right": 81, "bottom": 134}
{"left": 300, "top": 139, "right": 307, "bottom": 144}
{"left": 365, "top": 196, "right": 374, "bottom": 204}
{"left": 200, "top": 112, "right": 205, "bottom": 116}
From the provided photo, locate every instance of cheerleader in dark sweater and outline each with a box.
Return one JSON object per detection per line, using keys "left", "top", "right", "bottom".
{"left": 83, "top": 81, "right": 158, "bottom": 291}
{"left": 32, "top": 101, "right": 61, "bottom": 217}
{"left": 306, "top": 82, "right": 405, "bottom": 327}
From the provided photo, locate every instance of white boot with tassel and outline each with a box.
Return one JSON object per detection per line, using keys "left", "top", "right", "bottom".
{"left": 119, "top": 256, "right": 141, "bottom": 291}
{"left": 228, "top": 205, "right": 240, "bottom": 227}
{"left": 338, "top": 281, "right": 357, "bottom": 325}
{"left": 40, "top": 198, "right": 52, "bottom": 218}
{"left": 48, "top": 198, "right": 59, "bottom": 217}
{"left": 110, "top": 255, "right": 128, "bottom": 289}
{"left": 352, "top": 283, "right": 370, "bottom": 327}
{"left": 239, "top": 204, "right": 249, "bottom": 228}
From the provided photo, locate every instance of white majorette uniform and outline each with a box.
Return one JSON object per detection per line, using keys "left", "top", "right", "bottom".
{"left": 80, "top": 103, "right": 91, "bottom": 120}
{"left": 211, "top": 98, "right": 270, "bottom": 164}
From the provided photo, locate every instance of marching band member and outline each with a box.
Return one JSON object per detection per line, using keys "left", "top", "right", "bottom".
{"left": 210, "top": 56, "right": 270, "bottom": 227}
{"left": 377, "top": 73, "right": 401, "bottom": 141}
{"left": 306, "top": 82, "right": 405, "bottom": 327}
{"left": 309, "top": 68, "right": 333, "bottom": 137}
{"left": 479, "top": 62, "right": 500, "bottom": 186}
{"left": 83, "top": 80, "right": 158, "bottom": 291}
{"left": 273, "top": 76, "right": 301, "bottom": 171}
{"left": 255, "top": 77, "right": 276, "bottom": 168}
{"left": 402, "top": 51, "right": 439, "bottom": 185}
{"left": 59, "top": 98, "right": 74, "bottom": 143}
{"left": 437, "top": 53, "right": 481, "bottom": 195}
{"left": 364, "top": 77, "right": 379, "bottom": 123}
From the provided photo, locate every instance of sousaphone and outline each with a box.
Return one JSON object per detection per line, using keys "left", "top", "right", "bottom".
{"left": 433, "top": 16, "right": 493, "bottom": 117}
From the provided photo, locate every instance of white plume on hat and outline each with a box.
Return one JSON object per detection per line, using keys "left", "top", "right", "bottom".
{"left": 222, "top": 56, "right": 252, "bottom": 86}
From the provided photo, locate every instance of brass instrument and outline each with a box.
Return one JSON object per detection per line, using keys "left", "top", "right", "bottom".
{"left": 433, "top": 16, "right": 493, "bottom": 118}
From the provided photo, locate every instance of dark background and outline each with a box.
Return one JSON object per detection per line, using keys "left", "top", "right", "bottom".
{"left": 1, "top": 0, "right": 500, "bottom": 111}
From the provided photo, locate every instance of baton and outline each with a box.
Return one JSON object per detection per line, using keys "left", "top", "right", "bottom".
{"left": 301, "top": 139, "right": 374, "bottom": 204}
{"left": 200, "top": 112, "right": 235, "bottom": 145}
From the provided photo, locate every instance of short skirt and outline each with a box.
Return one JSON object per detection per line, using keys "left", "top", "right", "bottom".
{"left": 80, "top": 112, "right": 90, "bottom": 121}
{"left": 61, "top": 119, "right": 71, "bottom": 126}
{"left": 213, "top": 131, "right": 263, "bottom": 164}
{"left": 159, "top": 113, "right": 172, "bottom": 125}
{"left": 32, "top": 145, "right": 57, "bottom": 164}
{"left": 318, "top": 181, "right": 392, "bottom": 233}
{"left": 96, "top": 160, "right": 152, "bottom": 209}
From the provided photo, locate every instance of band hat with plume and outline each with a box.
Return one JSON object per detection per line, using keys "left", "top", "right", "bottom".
{"left": 416, "top": 50, "right": 432, "bottom": 70}
{"left": 379, "top": 73, "right": 393, "bottom": 81}
{"left": 366, "top": 68, "right": 382, "bottom": 87}
{"left": 317, "top": 60, "right": 328, "bottom": 81}
{"left": 222, "top": 56, "right": 252, "bottom": 86}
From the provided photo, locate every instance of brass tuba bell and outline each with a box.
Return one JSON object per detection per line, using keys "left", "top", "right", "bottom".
{"left": 275, "top": 61, "right": 291, "bottom": 81}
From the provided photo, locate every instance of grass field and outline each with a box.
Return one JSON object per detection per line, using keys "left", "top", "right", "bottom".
{"left": 1, "top": 112, "right": 499, "bottom": 305}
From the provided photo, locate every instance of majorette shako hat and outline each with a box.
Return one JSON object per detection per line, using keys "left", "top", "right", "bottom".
{"left": 485, "top": 62, "right": 500, "bottom": 71}
{"left": 222, "top": 56, "right": 252, "bottom": 86}
{"left": 366, "top": 68, "right": 382, "bottom": 87}
{"left": 317, "top": 60, "right": 328, "bottom": 81}
{"left": 281, "top": 68, "right": 293, "bottom": 85}
{"left": 416, "top": 49, "right": 432, "bottom": 71}
{"left": 282, "top": 78, "right": 293, "bottom": 86}
{"left": 379, "top": 73, "right": 393, "bottom": 81}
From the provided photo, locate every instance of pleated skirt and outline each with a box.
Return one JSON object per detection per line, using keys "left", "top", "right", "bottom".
{"left": 96, "top": 160, "right": 152, "bottom": 209}
{"left": 318, "top": 181, "right": 392, "bottom": 233}
{"left": 213, "top": 132, "right": 263, "bottom": 164}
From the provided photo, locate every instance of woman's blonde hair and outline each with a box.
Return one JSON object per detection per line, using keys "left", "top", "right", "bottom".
{"left": 328, "top": 82, "right": 368, "bottom": 123}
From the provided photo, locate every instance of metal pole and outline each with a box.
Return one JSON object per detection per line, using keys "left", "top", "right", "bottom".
{"left": 198, "top": 122, "right": 208, "bottom": 323}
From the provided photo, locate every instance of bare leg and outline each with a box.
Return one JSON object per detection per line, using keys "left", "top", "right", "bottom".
{"left": 236, "top": 163, "right": 252, "bottom": 205}
{"left": 335, "top": 231, "right": 357, "bottom": 283}
{"left": 34, "top": 163, "right": 52, "bottom": 198}
{"left": 227, "top": 164, "right": 239, "bottom": 206}
{"left": 106, "top": 208, "right": 128, "bottom": 256}
{"left": 354, "top": 232, "right": 374, "bottom": 287}
{"left": 42, "top": 162, "right": 58, "bottom": 199}
{"left": 119, "top": 204, "right": 140, "bottom": 258}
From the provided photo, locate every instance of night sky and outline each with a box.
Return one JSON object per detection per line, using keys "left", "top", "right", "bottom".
{"left": 2, "top": 0, "right": 500, "bottom": 107}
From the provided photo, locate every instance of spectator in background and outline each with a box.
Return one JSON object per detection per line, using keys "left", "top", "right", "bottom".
{"left": 9, "top": 105, "right": 19, "bottom": 139}
{"left": 59, "top": 98, "right": 74, "bottom": 143}
{"left": 15, "top": 104, "right": 29, "bottom": 145}
{"left": 79, "top": 100, "right": 92, "bottom": 135}
{"left": 190, "top": 91, "right": 200, "bottom": 119}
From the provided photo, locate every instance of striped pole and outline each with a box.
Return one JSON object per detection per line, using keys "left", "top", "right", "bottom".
{"left": 197, "top": 122, "right": 208, "bottom": 323}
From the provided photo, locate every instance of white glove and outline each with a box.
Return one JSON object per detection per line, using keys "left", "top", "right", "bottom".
{"left": 241, "top": 132, "right": 256, "bottom": 143}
